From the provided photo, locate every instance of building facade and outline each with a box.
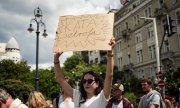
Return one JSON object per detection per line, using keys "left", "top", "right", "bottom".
{"left": 114, "top": 0, "right": 180, "bottom": 79}
{"left": 0, "top": 37, "right": 21, "bottom": 63}
{"left": 88, "top": 50, "right": 107, "bottom": 64}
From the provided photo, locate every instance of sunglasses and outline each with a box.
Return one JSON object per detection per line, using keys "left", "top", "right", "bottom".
{"left": 82, "top": 79, "right": 95, "bottom": 84}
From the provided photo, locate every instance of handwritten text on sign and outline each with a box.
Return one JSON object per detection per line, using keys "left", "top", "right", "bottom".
{"left": 53, "top": 13, "right": 114, "bottom": 52}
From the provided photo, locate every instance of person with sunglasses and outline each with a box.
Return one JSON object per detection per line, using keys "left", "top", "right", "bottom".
{"left": 0, "top": 88, "right": 28, "bottom": 108}
{"left": 54, "top": 37, "right": 115, "bottom": 108}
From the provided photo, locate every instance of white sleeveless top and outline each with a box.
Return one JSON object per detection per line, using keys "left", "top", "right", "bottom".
{"left": 73, "top": 89, "right": 108, "bottom": 108}
{"left": 58, "top": 95, "right": 74, "bottom": 108}
{"left": 112, "top": 100, "right": 123, "bottom": 108}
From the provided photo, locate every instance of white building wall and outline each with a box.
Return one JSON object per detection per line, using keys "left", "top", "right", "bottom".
{"left": 88, "top": 50, "right": 101, "bottom": 64}
{"left": 0, "top": 37, "right": 21, "bottom": 63}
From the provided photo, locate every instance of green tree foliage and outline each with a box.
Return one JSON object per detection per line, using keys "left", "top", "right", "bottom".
{"left": 165, "top": 68, "right": 180, "bottom": 97}
{"left": 38, "top": 68, "right": 60, "bottom": 99}
{"left": 0, "top": 60, "right": 61, "bottom": 100}
{"left": 0, "top": 60, "right": 33, "bottom": 101}
{"left": 0, "top": 79, "right": 33, "bottom": 103}
{"left": 63, "top": 53, "right": 84, "bottom": 72}
{"left": 0, "top": 60, "right": 31, "bottom": 81}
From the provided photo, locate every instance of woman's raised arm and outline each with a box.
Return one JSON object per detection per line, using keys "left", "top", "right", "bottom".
{"left": 103, "top": 37, "right": 115, "bottom": 99}
{"left": 54, "top": 52, "right": 73, "bottom": 97}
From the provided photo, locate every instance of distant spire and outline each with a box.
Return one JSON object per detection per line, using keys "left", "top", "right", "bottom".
{"left": 6, "top": 37, "right": 20, "bottom": 50}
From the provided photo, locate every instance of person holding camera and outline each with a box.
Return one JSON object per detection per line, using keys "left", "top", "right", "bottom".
{"left": 106, "top": 83, "right": 133, "bottom": 108}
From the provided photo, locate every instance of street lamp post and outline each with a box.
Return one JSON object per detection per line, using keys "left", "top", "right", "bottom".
{"left": 27, "top": 7, "right": 48, "bottom": 91}
{"left": 140, "top": 17, "right": 160, "bottom": 72}
{"left": 140, "top": 17, "right": 166, "bottom": 98}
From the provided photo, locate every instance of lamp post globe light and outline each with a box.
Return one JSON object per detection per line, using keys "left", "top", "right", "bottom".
{"left": 27, "top": 7, "right": 48, "bottom": 90}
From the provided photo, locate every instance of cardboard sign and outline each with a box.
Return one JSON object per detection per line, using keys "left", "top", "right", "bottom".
{"left": 53, "top": 13, "right": 114, "bottom": 52}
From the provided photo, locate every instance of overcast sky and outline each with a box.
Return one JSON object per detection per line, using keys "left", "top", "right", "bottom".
{"left": 0, "top": 0, "right": 121, "bottom": 69}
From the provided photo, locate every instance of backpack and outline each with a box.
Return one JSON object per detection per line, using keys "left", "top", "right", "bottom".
{"left": 122, "top": 98, "right": 133, "bottom": 108}
{"left": 146, "top": 90, "right": 166, "bottom": 108}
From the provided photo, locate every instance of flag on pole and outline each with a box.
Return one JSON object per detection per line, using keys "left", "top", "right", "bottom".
{"left": 120, "top": 0, "right": 128, "bottom": 5}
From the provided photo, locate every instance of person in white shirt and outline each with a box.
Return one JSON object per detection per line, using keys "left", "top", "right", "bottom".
{"left": 53, "top": 77, "right": 75, "bottom": 108}
{"left": 138, "top": 78, "right": 165, "bottom": 108}
{"left": 54, "top": 37, "right": 115, "bottom": 108}
{"left": 0, "top": 88, "right": 28, "bottom": 108}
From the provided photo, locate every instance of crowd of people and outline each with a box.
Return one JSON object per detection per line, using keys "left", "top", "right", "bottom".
{"left": 0, "top": 82, "right": 179, "bottom": 108}
{"left": 0, "top": 38, "right": 179, "bottom": 108}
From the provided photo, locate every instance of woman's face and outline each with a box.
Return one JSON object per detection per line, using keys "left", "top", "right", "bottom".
{"left": 82, "top": 74, "right": 98, "bottom": 95}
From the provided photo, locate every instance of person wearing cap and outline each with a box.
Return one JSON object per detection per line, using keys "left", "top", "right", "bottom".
{"left": 106, "top": 83, "right": 133, "bottom": 108}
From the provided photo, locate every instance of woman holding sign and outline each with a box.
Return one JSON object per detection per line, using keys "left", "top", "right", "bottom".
{"left": 54, "top": 37, "right": 115, "bottom": 108}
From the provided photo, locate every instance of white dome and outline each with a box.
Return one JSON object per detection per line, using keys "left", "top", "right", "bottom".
{"left": 6, "top": 37, "right": 20, "bottom": 49}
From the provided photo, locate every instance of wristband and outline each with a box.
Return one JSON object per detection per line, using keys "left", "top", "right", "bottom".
{"left": 108, "top": 54, "right": 114, "bottom": 57}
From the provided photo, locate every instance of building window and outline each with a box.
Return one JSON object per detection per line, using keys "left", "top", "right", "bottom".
{"left": 116, "top": 41, "right": 121, "bottom": 52}
{"left": 164, "top": 41, "right": 170, "bottom": 52}
{"left": 118, "top": 57, "right": 122, "bottom": 70}
{"left": 134, "top": 15, "right": 140, "bottom": 26}
{"left": 134, "top": 16, "right": 137, "bottom": 26}
{"left": 90, "top": 51, "right": 93, "bottom": 56}
{"left": 153, "top": 45, "right": 156, "bottom": 58}
{"left": 115, "top": 26, "right": 121, "bottom": 38}
{"left": 137, "top": 14, "right": 140, "bottom": 24}
{"left": 137, "top": 51, "right": 140, "bottom": 63}
{"left": 149, "top": 46, "right": 152, "bottom": 59}
{"left": 150, "top": 67, "right": 154, "bottom": 76}
{"left": 139, "top": 69, "right": 144, "bottom": 78}
{"left": 148, "top": 7, "right": 152, "bottom": 17}
{"left": 95, "top": 58, "right": 98, "bottom": 63}
{"left": 159, "top": 0, "right": 164, "bottom": 5}
{"left": 115, "top": 27, "right": 118, "bottom": 37}
{"left": 90, "top": 60, "right": 93, "bottom": 64}
{"left": 147, "top": 25, "right": 154, "bottom": 38}
{"left": 136, "top": 36, "right": 139, "bottom": 43}
{"left": 128, "top": 54, "right": 131, "bottom": 64}
{"left": 176, "top": 11, "right": 180, "bottom": 24}
{"left": 125, "top": 22, "right": 129, "bottom": 29}
{"left": 140, "top": 50, "right": 143, "bottom": 62}
{"left": 149, "top": 45, "right": 156, "bottom": 59}
{"left": 135, "top": 32, "right": 142, "bottom": 43}
{"left": 137, "top": 50, "right": 143, "bottom": 63}
{"left": 145, "top": 9, "right": 148, "bottom": 17}
{"left": 144, "top": 7, "right": 152, "bottom": 18}
{"left": 115, "top": 26, "right": 120, "bottom": 37}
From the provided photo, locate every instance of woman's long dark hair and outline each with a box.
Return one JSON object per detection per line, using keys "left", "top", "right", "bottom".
{"left": 79, "top": 70, "right": 104, "bottom": 107}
